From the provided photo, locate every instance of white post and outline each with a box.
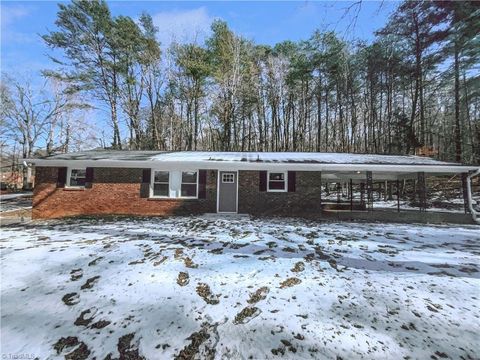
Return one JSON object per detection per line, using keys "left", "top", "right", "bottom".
{"left": 466, "top": 168, "right": 480, "bottom": 224}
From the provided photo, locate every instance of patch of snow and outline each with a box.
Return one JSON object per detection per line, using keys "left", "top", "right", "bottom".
{"left": 151, "top": 151, "right": 457, "bottom": 165}
{"left": 0, "top": 192, "right": 32, "bottom": 201}
{"left": 1, "top": 217, "right": 479, "bottom": 359}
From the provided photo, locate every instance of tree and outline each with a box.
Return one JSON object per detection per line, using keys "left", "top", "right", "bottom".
{"left": 174, "top": 43, "right": 211, "bottom": 150}
{"left": 43, "top": 0, "right": 123, "bottom": 148}
{"left": 1, "top": 75, "right": 88, "bottom": 188}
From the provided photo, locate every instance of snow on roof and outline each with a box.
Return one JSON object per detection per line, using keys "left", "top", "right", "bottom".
{"left": 41, "top": 150, "right": 459, "bottom": 166}
{"left": 42, "top": 150, "right": 166, "bottom": 161}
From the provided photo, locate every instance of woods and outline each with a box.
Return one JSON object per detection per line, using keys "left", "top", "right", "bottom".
{"left": 2, "top": 0, "right": 479, "bottom": 164}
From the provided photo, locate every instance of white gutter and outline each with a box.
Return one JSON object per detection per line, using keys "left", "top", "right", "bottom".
{"left": 25, "top": 159, "right": 478, "bottom": 174}
{"left": 466, "top": 168, "right": 480, "bottom": 224}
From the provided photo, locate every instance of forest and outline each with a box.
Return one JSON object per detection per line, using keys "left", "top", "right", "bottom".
{"left": 1, "top": 0, "right": 479, "bottom": 165}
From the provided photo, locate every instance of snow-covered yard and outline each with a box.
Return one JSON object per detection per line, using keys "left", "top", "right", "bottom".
{"left": 1, "top": 217, "right": 479, "bottom": 359}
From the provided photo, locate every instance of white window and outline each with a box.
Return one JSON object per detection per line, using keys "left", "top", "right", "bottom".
{"left": 153, "top": 171, "right": 169, "bottom": 197}
{"left": 267, "top": 171, "right": 287, "bottom": 192}
{"left": 222, "top": 173, "right": 234, "bottom": 183}
{"left": 181, "top": 171, "right": 198, "bottom": 198}
{"left": 149, "top": 170, "right": 198, "bottom": 198}
{"left": 67, "top": 168, "right": 86, "bottom": 187}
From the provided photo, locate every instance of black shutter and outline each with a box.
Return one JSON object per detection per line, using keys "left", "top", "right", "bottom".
{"left": 140, "top": 168, "right": 151, "bottom": 198}
{"left": 198, "top": 170, "right": 207, "bottom": 199}
{"left": 259, "top": 171, "right": 267, "bottom": 192}
{"left": 57, "top": 167, "right": 67, "bottom": 188}
{"left": 85, "top": 167, "right": 94, "bottom": 188}
{"left": 288, "top": 171, "right": 296, "bottom": 192}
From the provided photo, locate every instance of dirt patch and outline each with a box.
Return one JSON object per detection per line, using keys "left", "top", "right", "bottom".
{"left": 247, "top": 286, "right": 269, "bottom": 304}
{"left": 196, "top": 283, "right": 219, "bottom": 305}
{"left": 174, "top": 322, "right": 219, "bottom": 360}
{"left": 53, "top": 336, "right": 91, "bottom": 360}
{"left": 62, "top": 293, "right": 80, "bottom": 306}
{"left": 74, "top": 309, "right": 95, "bottom": 327}
{"left": 291, "top": 262, "right": 305, "bottom": 272}
{"left": 314, "top": 246, "right": 331, "bottom": 260}
{"left": 153, "top": 256, "right": 168, "bottom": 266}
{"left": 174, "top": 248, "right": 184, "bottom": 259}
{"left": 230, "top": 243, "right": 248, "bottom": 249}
{"left": 208, "top": 248, "right": 223, "bottom": 254}
{"left": 70, "top": 269, "right": 83, "bottom": 281}
{"left": 458, "top": 266, "right": 478, "bottom": 274}
{"left": 91, "top": 320, "right": 111, "bottom": 329}
{"left": 88, "top": 257, "right": 103, "bottom": 266}
{"left": 177, "top": 272, "right": 190, "bottom": 286}
{"left": 129, "top": 259, "right": 145, "bottom": 265}
{"left": 253, "top": 249, "right": 268, "bottom": 255}
{"left": 184, "top": 257, "right": 198, "bottom": 269}
{"left": 80, "top": 276, "right": 100, "bottom": 290}
{"left": 279, "top": 277, "right": 302, "bottom": 289}
{"left": 116, "top": 333, "right": 145, "bottom": 360}
{"left": 233, "top": 306, "right": 261, "bottom": 324}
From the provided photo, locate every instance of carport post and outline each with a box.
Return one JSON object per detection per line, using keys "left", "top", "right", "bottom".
{"left": 349, "top": 179, "right": 353, "bottom": 211}
{"left": 396, "top": 180, "right": 400, "bottom": 212}
{"left": 360, "top": 183, "right": 365, "bottom": 208}
{"left": 461, "top": 173, "right": 469, "bottom": 214}
{"left": 319, "top": 171, "right": 322, "bottom": 210}
{"left": 417, "top": 172, "right": 427, "bottom": 212}
{"left": 366, "top": 171, "right": 373, "bottom": 211}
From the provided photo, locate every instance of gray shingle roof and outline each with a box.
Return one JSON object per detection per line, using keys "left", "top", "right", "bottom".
{"left": 40, "top": 150, "right": 460, "bottom": 166}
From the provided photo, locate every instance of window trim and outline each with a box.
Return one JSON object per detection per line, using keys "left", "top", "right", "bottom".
{"left": 150, "top": 170, "right": 170, "bottom": 199}
{"left": 66, "top": 167, "right": 87, "bottom": 188}
{"left": 180, "top": 170, "right": 199, "bottom": 199}
{"left": 267, "top": 171, "right": 288, "bottom": 192}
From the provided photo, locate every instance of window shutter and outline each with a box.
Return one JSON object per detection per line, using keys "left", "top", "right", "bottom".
{"left": 57, "top": 167, "right": 67, "bottom": 188}
{"left": 259, "top": 171, "right": 267, "bottom": 192}
{"left": 85, "top": 167, "right": 94, "bottom": 189}
{"left": 140, "top": 168, "right": 151, "bottom": 198}
{"left": 288, "top": 171, "right": 296, "bottom": 192}
{"left": 198, "top": 170, "right": 207, "bottom": 199}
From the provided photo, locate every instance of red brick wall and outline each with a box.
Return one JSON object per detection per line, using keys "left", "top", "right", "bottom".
{"left": 33, "top": 167, "right": 217, "bottom": 219}
{"left": 238, "top": 170, "right": 323, "bottom": 215}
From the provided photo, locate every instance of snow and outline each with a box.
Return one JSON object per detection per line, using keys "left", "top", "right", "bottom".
{"left": 1, "top": 217, "right": 479, "bottom": 359}
{"left": 151, "top": 151, "right": 457, "bottom": 165}
{"left": 0, "top": 192, "right": 32, "bottom": 201}
{"left": 41, "top": 150, "right": 461, "bottom": 166}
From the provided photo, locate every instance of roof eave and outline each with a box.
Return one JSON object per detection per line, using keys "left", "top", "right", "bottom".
{"left": 26, "top": 158, "right": 478, "bottom": 174}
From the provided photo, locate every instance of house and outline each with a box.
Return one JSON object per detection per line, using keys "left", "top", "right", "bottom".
{"left": 27, "top": 151, "right": 480, "bottom": 223}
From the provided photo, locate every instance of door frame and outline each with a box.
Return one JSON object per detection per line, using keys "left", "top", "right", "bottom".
{"left": 216, "top": 170, "right": 239, "bottom": 214}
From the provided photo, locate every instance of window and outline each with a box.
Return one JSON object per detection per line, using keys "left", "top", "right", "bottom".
{"left": 222, "top": 173, "right": 234, "bottom": 183}
{"left": 268, "top": 171, "right": 287, "bottom": 192}
{"left": 149, "top": 170, "right": 199, "bottom": 198}
{"left": 153, "top": 171, "right": 169, "bottom": 197}
{"left": 68, "top": 169, "right": 86, "bottom": 187}
{"left": 181, "top": 171, "right": 198, "bottom": 197}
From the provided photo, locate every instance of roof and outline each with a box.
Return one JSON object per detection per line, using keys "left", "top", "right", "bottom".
{"left": 28, "top": 150, "right": 478, "bottom": 174}
{"left": 37, "top": 150, "right": 457, "bottom": 165}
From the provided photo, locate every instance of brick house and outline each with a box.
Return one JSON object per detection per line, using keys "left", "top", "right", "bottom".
{"left": 28, "top": 151, "right": 479, "bottom": 222}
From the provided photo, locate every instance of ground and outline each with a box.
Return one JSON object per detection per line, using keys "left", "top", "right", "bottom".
{"left": 1, "top": 216, "right": 479, "bottom": 360}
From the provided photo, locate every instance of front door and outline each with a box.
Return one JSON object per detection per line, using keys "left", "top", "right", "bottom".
{"left": 218, "top": 171, "right": 238, "bottom": 213}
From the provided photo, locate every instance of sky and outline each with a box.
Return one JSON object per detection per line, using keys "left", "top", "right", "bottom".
{"left": 1, "top": 0, "right": 399, "bottom": 148}
{"left": 1, "top": 0, "right": 399, "bottom": 78}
